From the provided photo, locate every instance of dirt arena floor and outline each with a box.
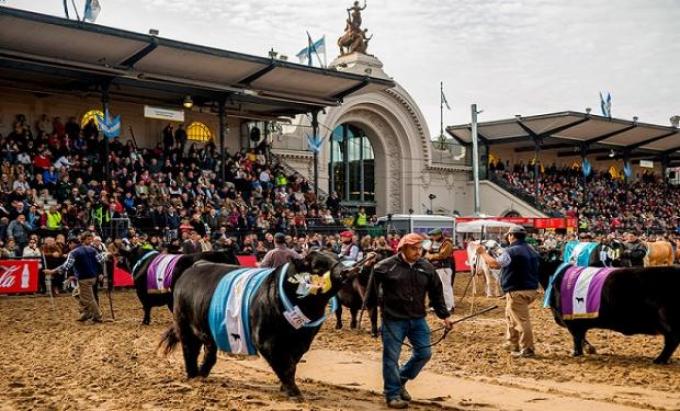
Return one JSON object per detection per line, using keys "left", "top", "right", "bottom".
{"left": 1, "top": 274, "right": 679, "bottom": 411}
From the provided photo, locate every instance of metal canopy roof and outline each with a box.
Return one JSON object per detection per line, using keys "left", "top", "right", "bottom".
{"left": 0, "top": 7, "right": 394, "bottom": 118}
{"left": 447, "top": 111, "right": 680, "bottom": 162}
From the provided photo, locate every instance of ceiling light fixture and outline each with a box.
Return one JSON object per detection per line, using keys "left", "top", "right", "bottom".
{"left": 183, "top": 95, "right": 193, "bottom": 109}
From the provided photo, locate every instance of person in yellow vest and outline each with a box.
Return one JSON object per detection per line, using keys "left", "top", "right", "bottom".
{"left": 354, "top": 207, "right": 368, "bottom": 237}
{"left": 45, "top": 205, "right": 63, "bottom": 231}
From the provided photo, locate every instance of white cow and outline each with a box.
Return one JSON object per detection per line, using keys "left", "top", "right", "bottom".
{"left": 466, "top": 240, "right": 502, "bottom": 297}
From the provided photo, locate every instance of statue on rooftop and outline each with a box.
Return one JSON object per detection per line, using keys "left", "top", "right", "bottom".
{"left": 337, "top": 0, "right": 373, "bottom": 56}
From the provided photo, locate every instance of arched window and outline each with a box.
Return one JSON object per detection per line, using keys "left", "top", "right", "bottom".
{"left": 186, "top": 122, "right": 213, "bottom": 142}
{"left": 329, "top": 123, "right": 375, "bottom": 209}
{"left": 81, "top": 110, "right": 103, "bottom": 129}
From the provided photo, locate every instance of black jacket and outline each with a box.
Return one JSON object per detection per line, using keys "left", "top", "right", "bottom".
{"left": 369, "top": 254, "right": 450, "bottom": 321}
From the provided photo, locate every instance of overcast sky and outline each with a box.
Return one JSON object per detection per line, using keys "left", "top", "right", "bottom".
{"left": 5, "top": 0, "right": 680, "bottom": 138}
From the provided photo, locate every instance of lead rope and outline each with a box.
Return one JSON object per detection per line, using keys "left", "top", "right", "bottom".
{"left": 381, "top": 305, "right": 498, "bottom": 350}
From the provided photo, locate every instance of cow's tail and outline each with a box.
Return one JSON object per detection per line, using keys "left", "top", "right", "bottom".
{"left": 158, "top": 325, "right": 180, "bottom": 356}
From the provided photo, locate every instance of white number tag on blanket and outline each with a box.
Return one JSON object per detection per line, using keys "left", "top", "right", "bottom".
{"left": 284, "top": 305, "right": 311, "bottom": 329}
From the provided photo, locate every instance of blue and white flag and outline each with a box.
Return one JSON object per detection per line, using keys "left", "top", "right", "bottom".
{"left": 623, "top": 161, "right": 632, "bottom": 178}
{"left": 582, "top": 159, "right": 592, "bottom": 177}
{"left": 83, "top": 0, "right": 101, "bottom": 22}
{"left": 296, "top": 35, "right": 325, "bottom": 66}
{"left": 599, "top": 91, "right": 612, "bottom": 117}
{"left": 441, "top": 89, "right": 451, "bottom": 110}
{"left": 96, "top": 109, "right": 121, "bottom": 139}
{"left": 307, "top": 134, "right": 325, "bottom": 153}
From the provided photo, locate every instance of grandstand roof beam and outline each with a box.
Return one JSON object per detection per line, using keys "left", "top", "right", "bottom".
{"left": 514, "top": 142, "right": 577, "bottom": 153}
{"left": 584, "top": 124, "right": 637, "bottom": 145}
{"left": 539, "top": 117, "right": 591, "bottom": 138}
{"left": 118, "top": 38, "right": 159, "bottom": 68}
{"left": 332, "top": 78, "right": 370, "bottom": 100}
{"left": 236, "top": 62, "right": 278, "bottom": 86}
{"left": 624, "top": 130, "right": 679, "bottom": 151}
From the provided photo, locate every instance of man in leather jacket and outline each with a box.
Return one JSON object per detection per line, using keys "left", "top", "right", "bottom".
{"left": 424, "top": 228, "right": 455, "bottom": 313}
{"left": 368, "top": 233, "right": 454, "bottom": 409}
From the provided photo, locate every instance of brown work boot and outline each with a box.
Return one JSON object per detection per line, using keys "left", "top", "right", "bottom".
{"left": 386, "top": 398, "right": 409, "bottom": 409}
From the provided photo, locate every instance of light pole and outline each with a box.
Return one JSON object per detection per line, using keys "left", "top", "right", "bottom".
{"left": 471, "top": 104, "right": 482, "bottom": 216}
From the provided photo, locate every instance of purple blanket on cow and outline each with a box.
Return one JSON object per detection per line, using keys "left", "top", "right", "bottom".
{"left": 146, "top": 254, "right": 182, "bottom": 293}
{"left": 560, "top": 266, "right": 616, "bottom": 320}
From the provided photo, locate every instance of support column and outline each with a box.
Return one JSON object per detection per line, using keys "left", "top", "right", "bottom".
{"left": 311, "top": 110, "right": 320, "bottom": 197}
{"left": 580, "top": 144, "right": 589, "bottom": 222}
{"left": 344, "top": 125, "right": 350, "bottom": 202}
{"left": 533, "top": 138, "right": 541, "bottom": 203}
{"left": 218, "top": 99, "right": 226, "bottom": 183}
{"left": 101, "top": 82, "right": 111, "bottom": 184}
{"left": 359, "top": 134, "right": 365, "bottom": 203}
{"left": 661, "top": 154, "right": 670, "bottom": 184}
{"left": 471, "top": 104, "right": 481, "bottom": 216}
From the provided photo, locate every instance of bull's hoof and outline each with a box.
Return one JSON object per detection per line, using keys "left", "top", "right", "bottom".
{"left": 585, "top": 345, "right": 597, "bottom": 355}
{"left": 281, "top": 384, "right": 302, "bottom": 398}
{"left": 142, "top": 320, "right": 150, "bottom": 325}
{"left": 571, "top": 351, "right": 583, "bottom": 357}
{"left": 335, "top": 322, "right": 343, "bottom": 330}
{"left": 350, "top": 322, "right": 357, "bottom": 329}
{"left": 653, "top": 357, "right": 671, "bottom": 365}
{"left": 371, "top": 331, "right": 378, "bottom": 339}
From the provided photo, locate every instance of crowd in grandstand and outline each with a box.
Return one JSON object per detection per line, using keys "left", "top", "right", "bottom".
{"left": 0, "top": 113, "right": 377, "bottom": 261}
{"left": 490, "top": 160, "right": 680, "bottom": 235}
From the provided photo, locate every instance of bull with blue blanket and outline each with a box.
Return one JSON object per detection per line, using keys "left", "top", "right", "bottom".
{"left": 158, "top": 250, "right": 378, "bottom": 397}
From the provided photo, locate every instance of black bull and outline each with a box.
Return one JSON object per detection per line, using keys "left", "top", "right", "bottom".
{"left": 159, "top": 251, "right": 370, "bottom": 396}
{"left": 117, "top": 246, "right": 238, "bottom": 324}
{"left": 539, "top": 256, "right": 680, "bottom": 364}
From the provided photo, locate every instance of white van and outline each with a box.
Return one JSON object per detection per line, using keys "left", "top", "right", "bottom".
{"left": 375, "top": 214, "right": 456, "bottom": 237}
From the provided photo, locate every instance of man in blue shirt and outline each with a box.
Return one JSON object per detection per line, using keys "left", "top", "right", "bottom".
{"left": 45, "top": 232, "right": 108, "bottom": 323}
{"left": 477, "top": 226, "right": 540, "bottom": 358}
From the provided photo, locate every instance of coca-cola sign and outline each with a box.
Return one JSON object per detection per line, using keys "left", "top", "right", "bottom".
{"left": 0, "top": 260, "right": 39, "bottom": 294}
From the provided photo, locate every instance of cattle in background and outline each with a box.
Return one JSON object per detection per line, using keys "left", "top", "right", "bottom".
{"left": 335, "top": 260, "right": 379, "bottom": 337}
{"left": 159, "top": 251, "right": 376, "bottom": 397}
{"left": 539, "top": 253, "right": 680, "bottom": 364}
{"left": 466, "top": 240, "right": 502, "bottom": 297}
{"left": 117, "top": 245, "right": 238, "bottom": 324}
{"left": 644, "top": 241, "right": 674, "bottom": 266}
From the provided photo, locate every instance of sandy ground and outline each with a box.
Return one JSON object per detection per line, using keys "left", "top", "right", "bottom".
{"left": 1, "top": 273, "right": 679, "bottom": 411}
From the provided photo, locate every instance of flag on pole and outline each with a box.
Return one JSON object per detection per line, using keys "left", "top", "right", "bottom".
{"left": 599, "top": 91, "right": 612, "bottom": 117}
{"left": 306, "top": 134, "right": 325, "bottom": 153}
{"left": 84, "top": 0, "right": 101, "bottom": 22}
{"left": 582, "top": 159, "right": 592, "bottom": 177}
{"left": 623, "top": 161, "right": 632, "bottom": 178}
{"left": 296, "top": 35, "right": 326, "bottom": 66}
{"left": 96, "top": 109, "right": 121, "bottom": 139}
{"left": 441, "top": 89, "right": 451, "bottom": 110}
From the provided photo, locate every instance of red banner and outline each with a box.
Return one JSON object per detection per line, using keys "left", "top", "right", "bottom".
{"left": 237, "top": 255, "right": 258, "bottom": 268}
{"left": 0, "top": 259, "right": 40, "bottom": 294}
{"left": 456, "top": 217, "right": 576, "bottom": 229}
{"left": 453, "top": 250, "right": 470, "bottom": 273}
{"left": 113, "top": 258, "right": 134, "bottom": 287}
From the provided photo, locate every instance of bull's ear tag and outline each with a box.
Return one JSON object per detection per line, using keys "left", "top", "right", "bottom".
{"left": 320, "top": 271, "right": 332, "bottom": 293}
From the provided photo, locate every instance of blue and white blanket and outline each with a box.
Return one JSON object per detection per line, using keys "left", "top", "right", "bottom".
{"left": 208, "top": 268, "right": 274, "bottom": 355}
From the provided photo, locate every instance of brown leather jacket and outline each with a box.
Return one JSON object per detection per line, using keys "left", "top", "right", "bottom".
{"left": 426, "top": 238, "right": 454, "bottom": 269}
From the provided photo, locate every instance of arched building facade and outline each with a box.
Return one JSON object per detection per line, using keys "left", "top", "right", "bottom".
{"left": 271, "top": 53, "right": 471, "bottom": 216}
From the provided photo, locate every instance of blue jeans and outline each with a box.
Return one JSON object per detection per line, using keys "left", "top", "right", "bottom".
{"left": 381, "top": 317, "right": 432, "bottom": 400}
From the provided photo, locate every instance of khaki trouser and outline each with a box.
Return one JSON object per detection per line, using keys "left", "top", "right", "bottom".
{"left": 77, "top": 278, "right": 102, "bottom": 321}
{"left": 435, "top": 268, "right": 454, "bottom": 311}
{"left": 505, "top": 289, "right": 538, "bottom": 351}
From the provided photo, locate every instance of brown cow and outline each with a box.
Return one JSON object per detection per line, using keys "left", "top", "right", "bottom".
{"left": 644, "top": 241, "right": 674, "bottom": 266}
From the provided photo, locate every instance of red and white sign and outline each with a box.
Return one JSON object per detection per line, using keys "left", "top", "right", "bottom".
{"left": 453, "top": 250, "right": 470, "bottom": 273}
{"left": 456, "top": 216, "right": 576, "bottom": 229}
{"left": 0, "top": 259, "right": 40, "bottom": 294}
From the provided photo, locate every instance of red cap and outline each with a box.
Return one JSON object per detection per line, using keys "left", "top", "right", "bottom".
{"left": 340, "top": 230, "right": 354, "bottom": 239}
{"left": 397, "top": 233, "right": 425, "bottom": 250}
